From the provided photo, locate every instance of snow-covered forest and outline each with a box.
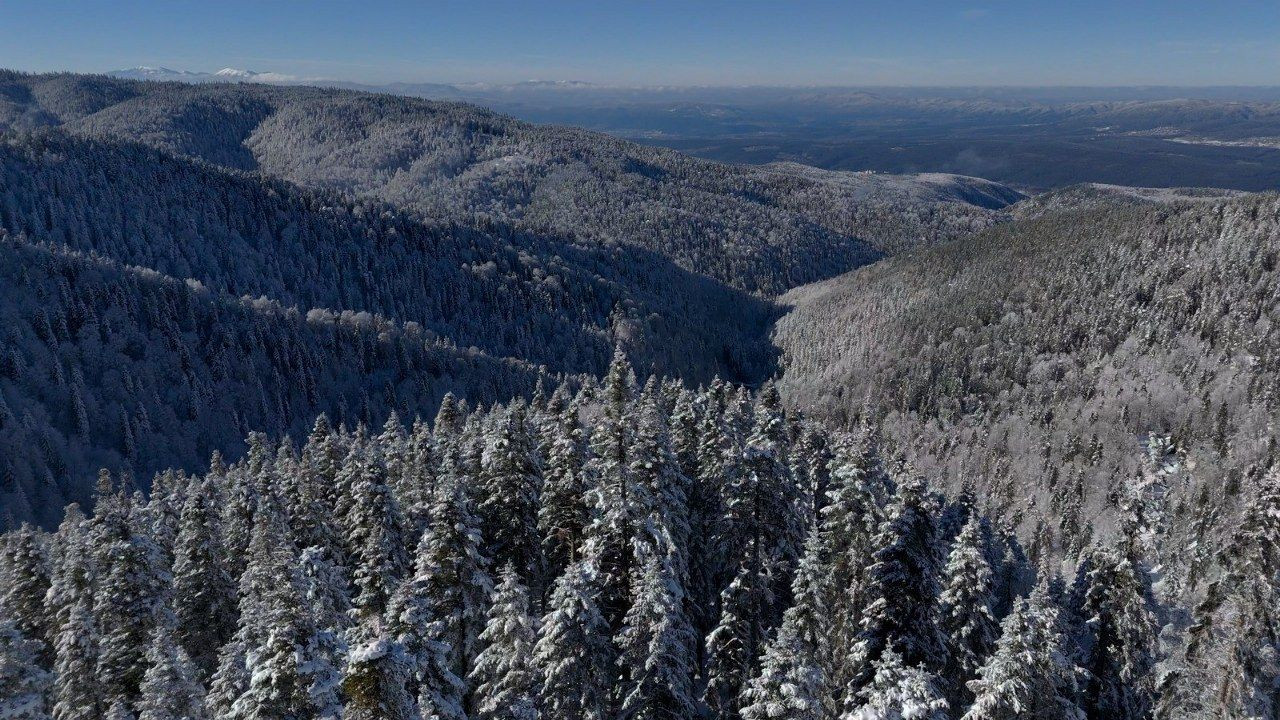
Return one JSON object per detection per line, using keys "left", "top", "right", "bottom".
{"left": 10, "top": 353, "right": 1266, "bottom": 720}
{"left": 0, "top": 69, "right": 1279, "bottom": 718}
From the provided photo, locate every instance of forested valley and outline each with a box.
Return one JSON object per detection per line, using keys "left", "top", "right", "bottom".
{"left": 1, "top": 71, "right": 1278, "bottom": 719}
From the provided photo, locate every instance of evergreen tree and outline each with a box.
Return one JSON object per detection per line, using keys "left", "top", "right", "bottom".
{"left": 535, "top": 560, "right": 614, "bottom": 720}
{"left": 135, "top": 624, "right": 207, "bottom": 720}
{"left": 479, "top": 403, "right": 543, "bottom": 591}
{"left": 0, "top": 618, "right": 51, "bottom": 720}
{"left": 204, "top": 638, "right": 248, "bottom": 720}
{"left": 2, "top": 525, "right": 52, "bottom": 667}
{"left": 937, "top": 515, "right": 999, "bottom": 708}
{"left": 741, "top": 531, "right": 829, "bottom": 720}
{"left": 170, "top": 479, "right": 237, "bottom": 678}
{"left": 1070, "top": 546, "right": 1158, "bottom": 720}
{"left": 469, "top": 565, "right": 539, "bottom": 720}
{"left": 845, "top": 473, "right": 946, "bottom": 699}
{"left": 387, "top": 454, "right": 492, "bottom": 689}
{"left": 51, "top": 596, "right": 102, "bottom": 720}
{"left": 538, "top": 399, "right": 589, "bottom": 586}
{"left": 962, "top": 581, "right": 1084, "bottom": 720}
{"left": 843, "top": 648, "right": 949, "bottom": 720}
{"left": 344, "top": 445, "right": 411, "bottom": 617}
{"left": 342, "top": 618, "right": 421, "bottom": 720}
{"left": 617, "top": 553, "right": 697, "bottom": 720}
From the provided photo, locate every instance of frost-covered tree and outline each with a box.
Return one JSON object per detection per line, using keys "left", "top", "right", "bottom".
{"left": 51, "top": 596, "right": 102, "bottom": 720}
{"left": 344, "top": 445, "right": 410, "bottom": 617}
{"left": 617, "top": 553, "right": 697, "bottom": 720}
{"left": 1070, "top": 546, "right": 1158, "bottom": 720}
{"left": 0, "top": 618, "right": 51, "bottom": 720}
{"left": 135, "top": 624, "right": 207, "bottom": 720}
{"left": 342, "top": 619, "right": 420, "bottom": 720}
{"left": 2, "top": 525, "right": 52, "bottom": 666}
{"left": 962, "top": 580, "right": 1083, "bottom": 720}
{"left": 538, "top": 398, "right": 589, "bottom": 583}
{"left": 937, "top": 515, "right": 999, "bottom": 707}
{"left": 535, "top": 560, "right": 614, "bottom": 720}
{"left": 479, "top": 403, "right": 543, "bottom": 591}
{"left": 844, "top": 648, "right": 949, "bottom": 720}
{"left": 469, "top": 565, "right": 539, "bottom": 720}
{"left": 387, "top": 453, "right": 492, "bottom": 687}
{"left": 170, "top": 479, "right": 237, "bottom": 678}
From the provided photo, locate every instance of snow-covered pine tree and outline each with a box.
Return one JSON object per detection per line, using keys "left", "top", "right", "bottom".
{"left": 387, "top": 450, "right": 492, "bottom": 691}
{"left": 93, "top": 491, "right": 171, "bottom": 711}
{"left": 538, "top": 396, "right": 589, "bottom": 585}
{"left": 617, "top": 552, "right": 697, "bottom": 720}
{"left": 937, "top": 515, "right": 999, "bottom": 708}
{"left": 479, "top": 402, "right": 543, "bottom": 592}
{"left": 170, "top": 478, "right": 237, "bottom": 678}
{"left": 204, "top": 638, "right": 248, "bottom": 720}
{"left": 704, "top": 559, "right": 773, "bottom": 720}
{"left": 583, "top": 347, "right": 642, "bottom": 631}
{"left": 961, "top": 576, "right": 1083, "bottom": 720}
{"left": 844, "top": 472, "right": 946, "bottom": 700}
{"left": 740, "top": 530, "right": 829, "bottom": 720}
{"left": 0, "top": 617, "right": 51, "bottom": 720}
{"left": 135, "top": 624, "right": 207, "bottom": 720}
{"left": 229, "top": 494, "right": 342, "bottom": 720}
{"left": 469, "top": 564, "right": 539, "bottom": 720}
{"left": 50, "top": 595, "right": 102, "bottom": 720}
{"left": 1070, "top": 545, "right": 1158, "bottom": 720}
{"left": 629, "top": 392, "right": 691, "bottom": 584}
{"left": 535, "top": 560, "right": 614, "bottom": 720}
{"left": 2, "top": 524, "right": 52, "bottom": 667}
{"left": 344, "top": 444, "right": 411, "bottom": 617}
{"left": 843, "top": 648, "right": 948, "bottom": 720}
{"left": 342, "top": 617, "right": 420, "bottom": 720}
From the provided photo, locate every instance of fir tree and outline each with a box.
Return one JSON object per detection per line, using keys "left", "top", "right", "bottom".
{"left": 937, "top": 515, "right": 999, "bottom": 708}
{"left": 469, "top": 565, "right": 539, "bottom": 720}
{"left": 135, "top": 624, "right": 208, "bottom": 720}
{"left": 342, "top": 618, "right": 421, "bottom": 720}
{"left": 535, "top": 560, "right": 614, "bottom": 720}
{"left": 170, "top": 479, "right": 237, "bottom": 678}
{"left": 617, "top": 553, "right": 697, "bottom": 720}
{"left": 0, "top": 617, "right": 51, "bottom": 720}
{"left": 538, "top": 399, "right": 589, "bottom": 586}
{"left": 2, "top": 524, "right": 52, "bottom": 667}
{"left": 479, "top": 403, "right": 543, "bottom": 591}
{"left": 51, "top": 596, "right": 102, "bottom": 720}
{"left": 843, "top": 648, "right": 949, "bottom": 720}
{"left": 344, "top": 445, "right": 411, "bottom": 617}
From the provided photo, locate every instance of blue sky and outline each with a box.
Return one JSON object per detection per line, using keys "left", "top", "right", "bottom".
{"left": 2, "top": 0, "right": 1278, "bottom": 86}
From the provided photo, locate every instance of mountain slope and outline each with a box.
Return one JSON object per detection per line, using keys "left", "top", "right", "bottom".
{"left": 773, "top": 190, "right": 1280, "bottom": 558}
{"left": 0, "top": 71, "right": 1021, "bottom": 294}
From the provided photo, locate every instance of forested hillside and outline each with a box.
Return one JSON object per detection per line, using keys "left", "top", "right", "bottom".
{"left": 774, "top": 189, "right": 1280, "bottom": 589}
{"left": 1, "top": 71, "right": 1021, "bottom": 295}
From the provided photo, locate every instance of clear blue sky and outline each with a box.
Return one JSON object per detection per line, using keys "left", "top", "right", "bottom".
{"left": 2, "top": 0, "right": 1278, "bottom": 86}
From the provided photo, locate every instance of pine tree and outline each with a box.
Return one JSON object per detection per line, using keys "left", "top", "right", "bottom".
{"left": 937, "top": 515, "right": 999, "bottom": 708}
{"left": 94, "top": 496, "right": 171, "bottom": 711}
{"left": 469, "top": 565, "right": 539, "bottom": 720}
{"left": 962, "top": 581, "right": 1084, "bottom": 720}
{"left": 741, "top": 531, "right": 829, "bottom": 720}
{"left": 845, "top": 473, "right": 946, "bottom": 699}
{"left": 538, "top": 399, "right": 589, "bottom": 585}
{"left": 387, "top": 454, "right": 492, "bottom": 689}
{"left": 1069, "top": 546, "right": 1158, "bottom": 720}
{"left": 170, "top": 479, "right": 237, "bottom": 678}
{"left": 583, "top": 347, "right": 642, "bottom": 631}
{"left": 230, "top": 496, "right": 342, "bottom": 720}
{"left": 344, "top": 445, "right": 411, "bottom": 617}
{"left": 535, "top": 560, "right": 614, "bottom": 720}
{"left": 204, "top": 638, "right": 248, "bottom": 720}
{"left": 629, "top": 393, "right": 691, "bottom": 584}
{"left": 617, "top": 553, "right": 697, "bottom": 720}
{"left": 478, "top": 403, "right": 543, "bottom": 591}
{"left": 51, "top": 596, "right": 102, "bottom": 720}
{"left": 342, "top": 618, "right": 421, "bottom": 720}
{"left": 2, "top": 524, "right": 52, "bottom": 667}
{"left": 704, "top": 560, "right": 772, "bottom": 720}
{"left": 843, "top": 648, "right": 949, "bottom": 720}
{"left": 0, "top": 617, "right": 51, "bottom": 720}
{"left": 135, "top": 624, "right": 207, "bottom": 720}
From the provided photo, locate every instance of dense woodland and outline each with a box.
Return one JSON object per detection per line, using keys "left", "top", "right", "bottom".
{"left": 0, "top": 71, "right": 1278, "bottom": 717}
{"left": 8, "top": 353, "right": 1269, "bottom": 720}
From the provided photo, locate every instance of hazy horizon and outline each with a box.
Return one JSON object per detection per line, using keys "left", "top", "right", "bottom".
{"left": 3, "top": 0, "right": 1279, "bottom": 87}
